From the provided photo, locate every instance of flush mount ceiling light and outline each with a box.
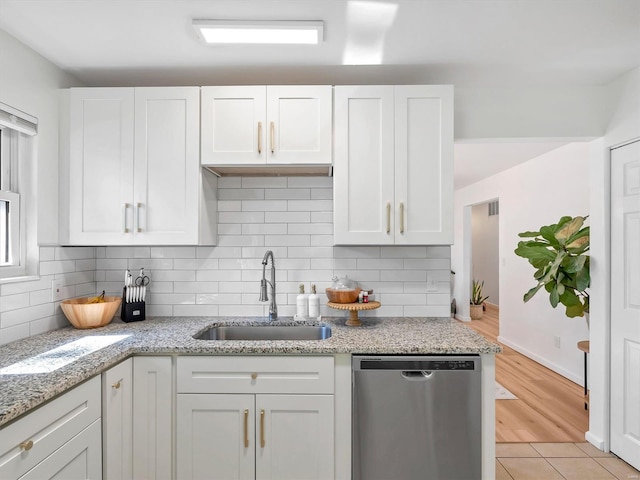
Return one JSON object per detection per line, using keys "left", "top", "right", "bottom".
{"left": 193, "top": 20, "right": 324, "bottom": 45}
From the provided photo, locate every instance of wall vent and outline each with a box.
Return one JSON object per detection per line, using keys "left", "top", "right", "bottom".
{"left": 488, "top": 200, "right": 499, "bottom": 216}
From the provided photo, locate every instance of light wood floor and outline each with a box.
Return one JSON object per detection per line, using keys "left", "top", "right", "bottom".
{"left": 464, "top": 305, "right": 589, "bottom": 443}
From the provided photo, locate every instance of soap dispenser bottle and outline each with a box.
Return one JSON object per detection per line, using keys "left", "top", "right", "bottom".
{"left": 296, "top": 284, "right": 308, "bottom": 319}
{"left": 308, "top": 284, "right": 320, "bottom": 318}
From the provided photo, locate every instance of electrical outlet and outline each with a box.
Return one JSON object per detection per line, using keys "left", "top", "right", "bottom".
{"left": 426, "top": 280, "right": 438, "bottom": 293}
{"left": 51, "top": 279, "right": 63, "bottom": 301}
{"left": 554, "top": 336, "right": 561, "bottom": 349}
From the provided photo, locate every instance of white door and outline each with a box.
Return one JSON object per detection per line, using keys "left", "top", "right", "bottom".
{"left": 255, "top": 394, "right": 334, "bottom": 480}
{"left": 68, "top": 88, "right": 134, "bottom": 244}
{"left": 134, "top": 87, "right": 200, "bottom": 244}
{"left": 611, "top": 140, "right": 640, "bottom": 470}
{"left": 201, "top": 86, "right": 266, "bottom": 165}
{"left": 176, "top": 394, "right": 255, "bottom": 480}
{"left": 394, "top": 85, "right": 454, "bottom": 245}
{"left": 133, "top": 356, "right": 173, "bottom": 480}
{"left": 102, "top": 359, "right": 133, "bottom": 480}
{"left": 266, "top": 86, "right": 332, "bottom": 165}
{"left": 334, "top": 86, "right": 395, "bottom": 244}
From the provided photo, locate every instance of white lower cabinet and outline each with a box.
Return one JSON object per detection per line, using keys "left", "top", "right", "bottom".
{"left": 176, "top": 356, "right": 335, "bottom": 480}
{"left": 0, "top": 376, "right": 102, "bottom": 480}
{"left": 132, "top": 356, "right": 173, "bottom": 480}
{"left": 102, "top": 358, "right": 133, "bottom": 480}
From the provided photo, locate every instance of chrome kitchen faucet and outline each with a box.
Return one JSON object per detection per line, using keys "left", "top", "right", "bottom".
{"left": 259, "top": 250, "right": 277, "bottom": 321}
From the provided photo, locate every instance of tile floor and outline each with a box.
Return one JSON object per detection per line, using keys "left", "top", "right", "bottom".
{"left": 496, "top": 443, "right": 640, "bottom": 480}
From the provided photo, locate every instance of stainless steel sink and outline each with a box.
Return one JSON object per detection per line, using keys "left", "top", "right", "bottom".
{"left": 194, "top": 325, "right": 332, "bottom": 341}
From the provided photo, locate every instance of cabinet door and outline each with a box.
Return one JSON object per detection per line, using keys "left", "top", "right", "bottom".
{"left": 256, "top": 395, "right": 334, "bottom": 480}
{"left": 18, "top": 420, "right": 102, "bottom": 480}
{"left": 102, "top": 358, "right": 133, "bottom": 480}
{"left": 133, "top": 87, "right": 200, "bottom": 244}
{"left": 133, "top": 356, "right": 173, "bottom": 480}
{"left": 334, "top": 86, "right": 395, "bottom": 244}
{"left": 68, "top": 88, "right": 135, "bottom": 244}
{"left": 394, "top": 85, "right": 454, "bottom": 244}
{"left": 201, "top": 86, "right": 266, "bottom": 165}
{"left": 266, "top": 86, "right": 332, "bottom": 165}
{"left": 176, "top": 394, "right": 255, "bottom": 480}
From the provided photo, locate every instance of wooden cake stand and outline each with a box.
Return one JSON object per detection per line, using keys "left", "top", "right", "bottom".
{"left": 326, "top": 301, "right": 381, "bottom": 327}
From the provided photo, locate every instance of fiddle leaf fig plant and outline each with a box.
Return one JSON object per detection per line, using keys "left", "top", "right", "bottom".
{"left": 514, "top": 215, "right": 590, "bottom": 318}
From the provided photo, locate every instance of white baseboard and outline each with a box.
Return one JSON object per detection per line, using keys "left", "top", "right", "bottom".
{"left": 455, "top": 314, "right": 471, "bottom": 322}
{"left": 497, "top": 335, "right": 582, "bottom": 385}
{"left": 585, "top": 431, "right": 607, "bottom": 452}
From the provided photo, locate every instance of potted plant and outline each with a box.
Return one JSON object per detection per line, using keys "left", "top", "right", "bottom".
{"left": 514, "top": 215, "right": 589, "bottom": 320}
{"left": 470, "top": 279, "right": 489, "bottom": 320}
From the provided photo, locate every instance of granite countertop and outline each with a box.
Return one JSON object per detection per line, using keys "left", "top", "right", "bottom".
{"left": 0, "top": 316, "right": 500, "bottom": 427}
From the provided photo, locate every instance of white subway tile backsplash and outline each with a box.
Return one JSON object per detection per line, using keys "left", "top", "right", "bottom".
{"left": 264, "top": 211, "right": 310, "bottom": 223}
{"left": 218, "top": 200, "right": 242, "bottom": 212}
{"left": 39, "top": 260, "right": 76, "bottom": 276}
{"left": 21, "top": 177, "right": 454, "bottom": 332}
{"left": 219, "top": 211, "right": 265, "bottom": 224}
{"left": 242, "top": 177, "right": 287, "bottom": 188}
{"left": 174, "top": 304, "right": 220, "bottom": 316}
{"left": 0, "top": 323, "right": 30, "bottom": 345}
{"left": 287, "top": 177, "right": 332, "bottom": 188}
{"left": 287, "top": 199, "right": 332, "bottom": 211}
{"left": 106, "top": 247, "right": 151, "bottom": 258}
{"left": 265, "top": 188, "right": 310, "bottom": 200}
{"left": 217, "top": 177, "right": 241, "bottom": 188}
{"left": 151, "top": 247, "right": 196, "bottom": 259}
{"left": 242, "top": 200, "right": 287, "bottom": 212}
{"left": 218, "top": 188, "right": 265, "bottom": 200}
{"left": 242, "top": 223, "right": 287, "bottom": 235}
{"left": 30, "top": 314, "right": 68, "bottom": 336}
{"left": 0, "top": 293, "right": 30, "bottom": 312}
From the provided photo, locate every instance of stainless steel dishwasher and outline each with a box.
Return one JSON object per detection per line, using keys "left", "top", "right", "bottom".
{"left": 352, "top": 355, "right": 482, "bottom": 480}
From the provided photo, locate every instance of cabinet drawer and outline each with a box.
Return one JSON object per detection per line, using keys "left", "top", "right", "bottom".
{"left": 177, "top": 356, "right": 334, "bottom": 394}
{"left": 0, "top": 376, "right": 101, "bottom": 479}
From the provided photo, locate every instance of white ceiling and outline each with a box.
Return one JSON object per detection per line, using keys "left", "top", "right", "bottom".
{"left": 0, "top": 0, "right": 638, "bottom": 188}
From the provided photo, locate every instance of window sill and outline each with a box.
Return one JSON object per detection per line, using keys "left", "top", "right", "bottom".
{"left": 0, "top": 274, "right": 40, "bottom": 285}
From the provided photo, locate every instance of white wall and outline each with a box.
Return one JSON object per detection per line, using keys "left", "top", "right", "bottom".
{"left": 472, "top": 203, "right": 499, "bottom": 305}
{"left": 452, "top": 143, "right": 590, "bottom": 383}
{"left": 0, "top": 29, "right": 89, "bottom": 345}
{"left": 96, "top": 177, "right": 452, "bottom": 319}
{"left": 0, "top": 28, "right": 82, "bottom": 244}
{"left": 587, "top": 66, "right": 640, "bottom": 450}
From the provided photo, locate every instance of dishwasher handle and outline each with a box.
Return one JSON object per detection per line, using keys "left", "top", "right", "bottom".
{"left": 401, "top": 370, "right": 434, "bottom": 380}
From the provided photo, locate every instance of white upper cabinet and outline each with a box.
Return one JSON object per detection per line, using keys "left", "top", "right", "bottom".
{"left": 61, "top": 87, "right": 207, "bottom": 245}
{"left": 201, "top": 85, "right": 332, "bottom": 166}
{"left": 333, "top": 85, "right": 453, "bottom": 245}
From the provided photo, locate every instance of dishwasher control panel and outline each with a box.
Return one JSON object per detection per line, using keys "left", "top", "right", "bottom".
{"left": 356, "top": 356, "right": 479, "bottom": 371}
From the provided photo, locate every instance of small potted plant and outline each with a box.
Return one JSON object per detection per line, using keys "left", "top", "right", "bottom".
{"left": 514, "top": 215, "right": 589, "bottom": 321}
{"left": 470, "top": 279, "right": 489, "bottom": 320}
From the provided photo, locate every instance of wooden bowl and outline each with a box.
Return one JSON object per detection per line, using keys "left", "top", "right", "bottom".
{"left": 61, "top": 296, "right": 122, "bottom": 329}
{"left": 325, "top": 287, "right": 361, "bottom": 304}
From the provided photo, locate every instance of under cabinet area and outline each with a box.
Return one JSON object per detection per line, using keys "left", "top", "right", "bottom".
{"left": 0, "top": 376, "right": 102, "bottom": 480}
{"left": 176, "top": 356, "right": 335, "bottom": 480}
{"left": 333, "top": 85, "right": 454, "bottom": 245}
{"left": 59, "top": 87, "right": 215, "bottom": 246}
{"left": 201, "top": 85, "right": 332, "bottom": 171}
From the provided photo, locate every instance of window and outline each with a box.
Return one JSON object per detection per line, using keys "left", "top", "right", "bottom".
{"left": 0, "top": 103, "right": 37, "bottom": 279}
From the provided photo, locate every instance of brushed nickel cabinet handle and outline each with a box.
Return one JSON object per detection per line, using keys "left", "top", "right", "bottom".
{"left": 135, "top": 202, "right": 143, "bottom": 233}
{"left": 19, "top": 440, "right": 33, "bottom": 451}
{"left": 386, "top": 202, "right": 391, "bottom": 234}
{"left": 243, "top": 409, "right": 249, "bottom": 448}
{"left": 258, "top": 122, "right": 262, "bottom": 154}
{"left": 270, "top": 121, "right": 275, "bottom": 154}
{"left": 400, "top": 202, "right": 405, "bottom": 234}
{"left": 123, "top": 203, "right": 130, "bottom": 233}
{"left": 260, "top": 409, "right": 265, "bottom": 448}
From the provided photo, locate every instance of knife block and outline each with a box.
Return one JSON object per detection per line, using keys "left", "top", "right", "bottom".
{"left": 120, "top": 287, "right": 146, "bottom": 323}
